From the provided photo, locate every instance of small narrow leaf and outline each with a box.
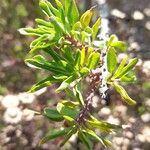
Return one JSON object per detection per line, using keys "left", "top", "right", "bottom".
{"left": 113, "top": 83, "right": 136, "bottom": 105}
{"left": 78, "top": 130, "right": 92, "bottom": 150}
{"left": 43, "top": 108, "right": 64, "bottom": 121}
{"left": 92, "top": 18, "right": 101, "bottom": 40}
{"left": 116, "top": 58, "right": 138, "bottom": 78}
{"left": 80, "top": 9, "right": 93, "bottom": 28}
{"left": 49, "top": 16, "right": 65, "bottom": 33}
{"left": 113, "top": 57, "right": 128, "bottom": 79}
{"left": 82, "top": 128, "right": 112, "bottom": 147}
{"left": 57, "top": 101, "right": 79, "bottom": 121}
{"left": 39, "top": 1, "right": 53, "bottom": 17}
{"left": 46, "top": 1, "right": 60, "bottom": 17}
{"left": 73, "top": 84, "right": 84, "bottom": 105}
{"left": 80, "top": 47, "right": 86, "bottom": 66}
{"left": 56, "top": 74, "right": 78, "bottom": 92}
{"left": 60, "top": 126, "right": 77, "bottom": 147}
{"left": 87, "top": 52, "right": 100, "bottom": 70}
{"left": 107, "top": 47, "right": 117, "bottom": 73}
{"left": 65, "top": 0, "right": 79, "bottom": 26}
{"left": 29, "top": 76, "right": 58, "bottom": 93}
{"left": 111, "top": 41, "right": 127, "bottom": 52}
{"left": 35, "top": 18, "right": 52, "bottom": 27}
{"left": 39, "top": 127, "right": 72, "bottom": 145}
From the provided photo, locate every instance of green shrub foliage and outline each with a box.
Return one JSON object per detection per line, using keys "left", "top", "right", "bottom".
{"left": 19, "top": 0, "right": 138, "bottom": 149}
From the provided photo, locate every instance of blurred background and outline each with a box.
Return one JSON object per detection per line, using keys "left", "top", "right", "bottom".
{"left": 0, "top": 0, "right": 150, "bottom": 149}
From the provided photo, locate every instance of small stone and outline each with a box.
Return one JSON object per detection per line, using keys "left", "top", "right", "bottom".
{"left": 145, "top": 21, "right": 150, "bottom": 30}
{"left": 142, "top": 126, "right": 150, "bottom": 142}
{"left": 129, "top": 42, "right": 141, "bottom": 51}
{"left": 107, "top": 115, "right": 120, "bottom": 125}
{"left": 3, "top": 107, "right": 22, "bottom": 124}
{"left": 125, "top": 131, "right": 134, "bottom": 139}
{"left": 136, "top": 134, "right": 145, "bottom": 142}
{"left": 99, "top": 107, "right": 111, "bottom": 116}
{"left": 132, "top": 11, "right": 144, "bottom": 20}
{"left": 145, "top": 98, "right": 150, "bottom": 107}
{"left": 113, "top": 137, "right": 124, "bottom": 145}
{"left": 115, "top": 105, "right": 127, "bottom": 117}
{"left": 143, "top": 8, "right": 150, "bottom": 17}
{"left": 141, "top": 113, "right": 150, "bottom": 123}
{"left": 18, "top": 92, "right": 35, "bottom": 104}
{"left": 22, "top": 109, "right": 34, "bottom": 121}
{"left": 1, "top": 95, "right": 20, "bottom": 108}
{"left": 92, "top": 96, "right": 99, "bottom": 108}
{"left": 129, "top": 117, "right": 136, "bottom": 123}
{"left": 142, "top": 60, "right": 150, "bottom": 75}
{"left": 118, "top": 53, "right": 128, "bottom": 62}
{"left": 111, "top": 9, "right": 126, "bottom": 19}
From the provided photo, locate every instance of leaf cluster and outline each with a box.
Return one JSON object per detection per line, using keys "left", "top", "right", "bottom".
{"left": 19, "top": 0, "right": 138, "bottom": 149}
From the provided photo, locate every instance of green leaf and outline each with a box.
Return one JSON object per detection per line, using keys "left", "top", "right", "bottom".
{"left": 60, "top": 126, "right": 77, "bottom": 147}
{"left": 115, "top": 58, "right": 138, "bottom": 79}
{"left": 46, "top": 1, "right": 60, "bottom": 17}
{"left": 107, "top": 34, "right": 118, "bottom": 46}
{"left": 74, "top": 50, "right": 81, "bottom": 70}
{"left": 73, "top": 84, "right": 84, "bottom": 105}
{"left": 92, "top": 18, "right": 101, "bottom": 40}
{"left": 35, "top": 18, "right": 52, "bottom": 28}
{"left": 49, "top": 16, "right": 65, "bottom": 33}
{"left": 43, "top": 108, "right": 64, "bottom": 121}
{"left": 87, "top": 116, "right": 121, "bottom": 133}
{"left": 39, "top": 1, "right": 53, "bottom": 17}
{"left": 82, "top": 128, "right": 112, "bottom": 147}
{"left": 18, "top": 27, "right": 49, "bottom": 36}
{"left": 80, "top": 9, "right": 93, "bottom": 28}
{"left": 78, "top": 130, "right": 92, "bottom": 150}
{"left": 57, "top": 101, "right": 79, "bottom": 121}
{"left": 87, "top": 52, "right": 100, "bottom": 70}
{"left": 80, "top": 47, "right": 86, "bottom": 66}
{"left": 62, "top": 46, "right": 74, "bottom": 63}
{"left": 111, "top": 41, "right": 127, "bottom": 52}
{"left": 39, "top": 127, "right": 72, "bottom": 145}
{"left": 113, "top": 57, "right": 128, "bottom": 79}
{"left": 107, "top": 47, "right": 117, "bottom": 74}
{"left": 79, "top": 67, "right": 90, "bottom": 77}
{"left": 120, "top": 73, "right": 136, "bottom": 82}
{"left": 113, "top": 83, "right": 136, "bottom": 105}
{"left": 56, "top": 74, "right": 78, "bottom": 92}
{"left": 44, "top": 48, "right": 63, "bottom": 62}
{"left": 25, "top": 55, "right": 70, "bottom": 75}
{"left": 65, "top": 0, "right": 79, "bottom": 26}
{"left": 28, "top": 76, "right": 58, "bottom": 93}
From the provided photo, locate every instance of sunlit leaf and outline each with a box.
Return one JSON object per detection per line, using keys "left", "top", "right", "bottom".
{"left": 107, "top": 47, "right": 117, "bottom": 73}
{"left": 113, "top": 83, "right": 136, "bottom": 105}
{"left": 87, "top": 52, "right": 100, "bottom": 70}
{"left": 80, "top": 9, "right": 93, "bottom": 28}
{"left": 65, "top": 0, "right": 79, "bottom": 26}
{"left": 113, "top": 57, "right": 128, "bottom": 79}
{"left": 111, "top": 41, "right": 127, "bottom": 52}
{"left": 115, "top": 58, "right": 138, "bottom": 78}
{"left": 39, "top": 1, "right": 53, "bottom": 17}
{"left": 92, "top": 18, "right": 101, "bottom": 40}
{"left": 57, "top": 101, "right": 79, "bottom": 121}
{"left": 56, "top": 74, "right": 78, "bottom": 92}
